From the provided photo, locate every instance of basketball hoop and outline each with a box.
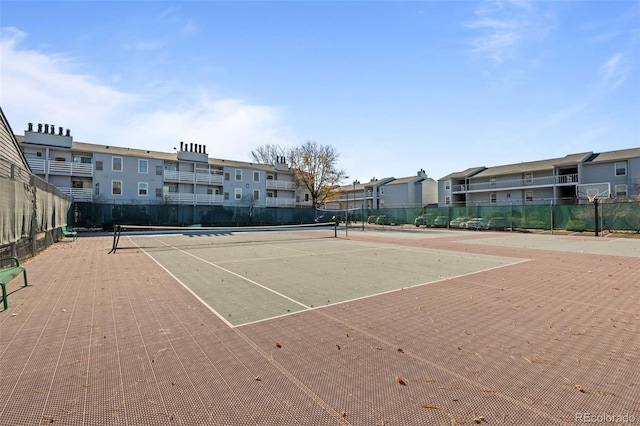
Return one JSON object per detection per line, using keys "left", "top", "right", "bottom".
{"left": 587, "top": 194, "right": 596, "bottom": 203}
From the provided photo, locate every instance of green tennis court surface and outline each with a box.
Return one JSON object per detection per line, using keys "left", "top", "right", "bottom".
{"left": 128, "top": 233, "right": 524, "bottom": 326}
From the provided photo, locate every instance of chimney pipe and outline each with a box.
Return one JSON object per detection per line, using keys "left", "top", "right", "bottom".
{"left": 58, "top": 126, "right": 63, "bottom": 136}
{"left": 190, "top": 142, "right": 193, "bottom": 152}
{"left": 50, "top": 124, "right": 55, "bottom": 134}
{"left": 28, "top": 123, "right": 33, "bottom": 132}
{"left": 203, "top": 145, "right": 206, "bottom": 154}
{"left": 44, "top": 124, "right": 49, "bottom": 133}
{"left": 38, "top": 123, "right": 42, "bottom": 132}
{"left": 66, "top": 129, "right": 71, "bottom": 137}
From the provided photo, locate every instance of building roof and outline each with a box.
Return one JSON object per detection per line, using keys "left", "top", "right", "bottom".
{"left": 22, "top": 139, "right": 288, "bottom": 172}
{"left": 385, "top": 175, "right": 423, "bottom": 185}
{"left": 586, "top": 147, "right": 640, "bottom": 163}
{"left": 440, "top": 167, "right": 486, "bottom": 181}
{"left": 0, "top": 109, "right": 30, "bottom": 173}
{"left": 472, "top": 152, "right": 593, "bottom": 178}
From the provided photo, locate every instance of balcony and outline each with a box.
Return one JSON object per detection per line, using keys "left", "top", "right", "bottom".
{"left": 266, "top": 180, "right": 296, "bottom": 190}
{"left": 452, "top": 174, "right": 579, "bottom": 193}
{"left": 26, "top": 159, "right": 93, "bottom": 176}
{"left": 266, "top": 197, "right": 296, "bottom": 207}
{"left": 163, "top": 193, "right": 223, "bottom": 205}
{"left": 195, "top": 171, "right": 224, "bottom": 185}
{"left": 195, "top": 194, "right": 224, "bottom": 205}
{"left": 164, "top": 170, "right": 195, "bottom": 183}
{"left": 58, "top": 187, "right": 93, "bottom": 202}
{"left": 164, "top": 170, "right": 224, "bottom": 186}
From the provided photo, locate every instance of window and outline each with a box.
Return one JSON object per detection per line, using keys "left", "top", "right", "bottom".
{"left": 253, "top": 189, "right": 260, "bottom": 200}
{"left": 615, "top": 185, "right": 627, "bottom": 197}
{"left": 112, "top": 157, "right": 123, "bottom": 172}
{"left": 525, "top": 191, "right": 533, "bottom": 202}
{"left": 155, "top": 188, "right": 163, "bottom": 198}
{"left": 235, "top": 169, "right": 242, "bottom": 181}
{"left": 139, "top": 159, "right": 148, "bottom": 174}
{"left": 445, "top": 196, "right": 451, "bottom": 205}
{"left": 445, "top": 181, "right": 450, "bottom": 191}
{"left": 490, "top": 177, "right": 496, "bottom": 187}
{"left": 615, "top": 162, "right": 627, "bottom": 176}
{"left": 36, "top": 151, "right": 43, "bottom": 157}
{"left": 490, "top": 193, "right": 497, "bottom": 203}
{"left": 524, "top": 173, "right": 533, "bottom": 183}
{"left": 73, "top": 155, "right": 92, "bottom": 164}
{"left": 224, "top": 192, "right": 229, "bottom": 200}
{"left": 304, "top": 193, "right": 310, "bottom": 202}
{"left": 267, "top": 191, "right": 274, "bottom": 198}
{"left": 164, "top": 163, "right": 176, "bottom": 172}
{"left": 235, "top": 188, "right": 242, "bottom": 200}
{"left": 112, "top": 180, "right": 122, "bottom": 195}
{"left": 224, "top": 173, "right": 230, "bottom": 181}
{"left": 138, "top": 182, "right": 148, "bottom": 196}
{"left": 156, "top": 165, "right": 163, "bottom": 175}
{"left": 95, "top": 161, "right": 103, "bottom": 171}
{"left": 253, "top": 171, "right": 260, "bottom": 182}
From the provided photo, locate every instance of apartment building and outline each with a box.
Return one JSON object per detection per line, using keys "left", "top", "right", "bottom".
{"left": 325, "top": 170, "right": 438, "bottom": 211}
{"left": 17, "top": 123, "right": 308, "bottom": 223}
{"left": 438, "top": 148, "right": 640, "bottom": 207}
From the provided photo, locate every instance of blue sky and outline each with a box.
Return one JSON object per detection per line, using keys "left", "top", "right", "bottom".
{"left": 1, "top": 1, "right": 638, "bottom": 182}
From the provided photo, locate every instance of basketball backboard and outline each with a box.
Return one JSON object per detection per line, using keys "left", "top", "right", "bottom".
{"left": 576, "top": 183, "right": 611, "bottom": 203}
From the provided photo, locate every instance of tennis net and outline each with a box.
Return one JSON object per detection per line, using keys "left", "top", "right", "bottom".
{"left": 108, "top": 223, "right": 337, "bottom": 253}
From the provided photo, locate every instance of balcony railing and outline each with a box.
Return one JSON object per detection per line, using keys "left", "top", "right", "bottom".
{"left": 164, "top": 170, "right": 224, "bottom": 186}
{"left": 453, "top": 174, "right": 579, "bottom": 193}
{"left": 266, "top": 197, "right": 296, "bottom": 207}
{"left": 164, "top": 170, "right": 195, "bottom": 183}
{"left": 266, "top": 180, "right": 296, "bottom": 190}
{"left": 163, "top": 193, "right": 225, "bottom": 205}
{"left": 26, "top": 159, "right": 93, "bottom": 176}
{"left": 58, "top": 187, "right": 93, "bottom": 201}
{"left": 195, "top": 194, "right": 224, "bottom": 205}
{"left": 195, "top": 171, "right": 224, "bottom": 185}
{"left": 26, "top": 158, "right": 46, "bottom": 174}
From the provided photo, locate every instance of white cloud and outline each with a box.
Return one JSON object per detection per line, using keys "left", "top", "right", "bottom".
{"left": 465, "top": 0, "right": 552, "bottom": 64}
{"left": 1, "top": 27, "right": 296, "bottom": 161}
{"left": 600, "top": 53, "right": 628, "bottom": 91}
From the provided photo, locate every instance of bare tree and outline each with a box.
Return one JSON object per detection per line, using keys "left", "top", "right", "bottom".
{"left": 249, "top": 144, "right": 289, "bottom": 164}
{"left": 288, "top": 141, "right": 347, "bottom": 208}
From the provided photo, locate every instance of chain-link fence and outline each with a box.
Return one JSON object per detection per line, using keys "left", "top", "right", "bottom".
{"left": 72, "top": 202, "right": 319, "bottom": 230}
{"left": 363, "top": 200, "right": 640, "bottom": 233}
{"left": 70, "top": 200, "right": 640, "bottom": 233}
{"left": 0, "top": 156, "right": 72, "bottom": 259}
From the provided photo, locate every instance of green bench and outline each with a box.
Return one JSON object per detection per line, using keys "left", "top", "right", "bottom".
{"left": 61, "top": 225, "right": 78, "bottom": 241}
{"left": 0, "top": 257, "right": 28, "bottom": 310}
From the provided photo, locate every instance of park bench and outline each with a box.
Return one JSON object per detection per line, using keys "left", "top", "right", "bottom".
{"left": 0, "top": 257, "right": 28, "bottom": 310}
{"left": 61, "top": 225, "right": 77, "bottom": 241}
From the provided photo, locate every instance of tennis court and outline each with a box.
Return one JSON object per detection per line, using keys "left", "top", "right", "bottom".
{"left": 119, "top": 226, "right": 525, "bottom": 326}
{"left": 1, "top": 227, "right": 637, "bottom": 425}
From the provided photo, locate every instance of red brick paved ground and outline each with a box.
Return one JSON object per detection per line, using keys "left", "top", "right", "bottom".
{"left": 0, "top": 231, "right": 638, "bottom": 425}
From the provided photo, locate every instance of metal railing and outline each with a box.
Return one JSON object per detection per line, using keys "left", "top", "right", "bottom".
{"left": 266, "top": 180, "right": 296, "bottom": 190}
{"left": 26, "top": 158, "right": 93, "bottom": 176}
{"left": 58, "top": 187, "right": 93, "bottom": 201}
{"left": 266, "top": 197, "right": 296, "bottom": 207}
{"left": 453, "top": 174, "right": 579, "bottom": 193}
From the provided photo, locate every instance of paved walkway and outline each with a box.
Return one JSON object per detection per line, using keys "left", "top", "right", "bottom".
{"left": 1, "top": 232, "right": 638, "bottom": 425}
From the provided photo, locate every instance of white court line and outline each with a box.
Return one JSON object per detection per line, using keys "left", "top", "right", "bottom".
{"left": 236, "top": 257, "right": 530, "bottom": 328}
{"left": 132, "top": 235, "right": 528, "bottom": 328}
{"left": 136, "top": 235, "right": 310, "bottom": 309}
